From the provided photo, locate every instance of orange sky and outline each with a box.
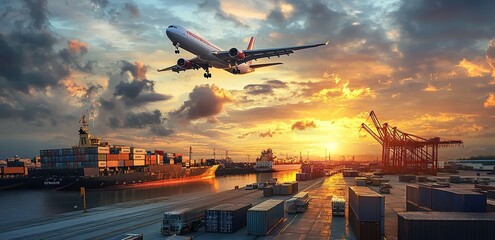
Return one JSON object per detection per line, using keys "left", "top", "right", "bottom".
{"left": 0, "top": 0, "right": 494, "bottom": 161}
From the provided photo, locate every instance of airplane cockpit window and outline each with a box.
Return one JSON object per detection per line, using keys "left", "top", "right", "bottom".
{"left": 168, "top": 25, "right": 177, "bottom": 29}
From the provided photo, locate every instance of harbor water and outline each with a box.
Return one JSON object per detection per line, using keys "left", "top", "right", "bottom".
{"left": 0, "top": 170, "right": 298, "bottom": 225}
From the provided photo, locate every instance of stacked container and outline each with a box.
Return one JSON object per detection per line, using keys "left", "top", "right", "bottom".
{"left": 263, "top": 186, "right": 274, "bottom": 197}
{"left": 355, "top": 177, "right": 367, "bottom": 186}
{"left": 398, "top": 175, "right": 416, "bottom": 182}
{"left": 410, "top": 184, "right": 486, "bottom": 212}
{"left": 398, "top": 212, "right": 495, "bottom": 240}
{"left": 247, "top": 200, "right": 284, "bottom": 236}
{"left": 205, "top": 203, "right": 252, "bottom": 233}
{"left": 348, "top": 186, "right": 384, "bottom": 239}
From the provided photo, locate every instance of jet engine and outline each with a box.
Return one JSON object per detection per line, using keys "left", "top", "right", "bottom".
{"left": 228, "top": 48, "right": 246, "bottom": 60}
{"left": 177, "top": 58, "right": 192, "bottom": 69}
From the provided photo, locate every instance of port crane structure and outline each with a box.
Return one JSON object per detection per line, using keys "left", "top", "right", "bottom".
{"left": 361, "top": 111, "right": 463, "bottom": 174}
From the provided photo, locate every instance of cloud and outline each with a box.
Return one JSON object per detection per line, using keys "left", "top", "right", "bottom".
{"left": 457, "top": 58, "right": 491, "bottom": 77}
{"left": 291, "top": 120, "right": 317, "bottom": 131}
{"left": 124, "top": 3, "right": 139, "bottom": 18}
{"left": 423, "top": 83, "right": 452, "bottom": 92}
{"left": 243, "top": 79, "right": 288, "bottom": 95}
{"left": 484, "top": 93, "right": 495, "bottom": 108}
{"left": 238, "top": 129, "right": 280, "bottom": 138}
{"left": 169, "top": 84, "right": 233, "bottom": 123}
{"left": 67, "top": 39, "right": 88, "bottom": 54}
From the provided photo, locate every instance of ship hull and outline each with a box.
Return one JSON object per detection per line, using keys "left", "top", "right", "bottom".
{"left": 0, "top": 165, "right": 218, "bottom": 191}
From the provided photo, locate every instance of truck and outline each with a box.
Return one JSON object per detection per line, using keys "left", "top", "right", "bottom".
{"left": 379, "top": 182, "right": 392, "bottom": 194}
{"left": 285, "top": 191, "right": 310, "bottom": 213}
{"left": 161, "top": 208, "right": 204, "bottom": 235}
{"left": 332, "top": 197, "right": 346, "bottom": 216}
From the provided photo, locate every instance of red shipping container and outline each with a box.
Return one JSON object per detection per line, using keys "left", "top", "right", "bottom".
{"left": 107, "top": 154, "right": 119, "bottom": 161}
{"left": 155, "top": 150, "right": 164, "bottom": 155}
{"left": 118, "top": 153, "right": 129, "bottom": 160}
{"left": 124, "top": 160, "right": 133, "bottom": 167}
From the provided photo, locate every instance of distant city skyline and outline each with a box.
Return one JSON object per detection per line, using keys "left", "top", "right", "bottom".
{"left": 1, "top": 0, "right": 494, "bottom": 160}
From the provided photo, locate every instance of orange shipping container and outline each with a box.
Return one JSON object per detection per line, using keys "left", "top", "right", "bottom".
{"left": 107, "top": 161, "right": 118, "bottom": 167}
{"left": 124, "top": 160, "right": 133, "bottom": 167}
{"left": 118, "top": 160, "right": 125, "bottom": 167}
{"left": 3, "top": 167, "right": 26, "bottom": 175}
{"left": 98, "top": 161, "right": 107, "bottom": 168}
{"left": 107, "top": 154, "right": 119, "bottom": 161}
{"left": 133, "top": 160, "right": 145, "bottom": 166}
{"left": 118, "top": 153, "right": 129, "bottom": 160}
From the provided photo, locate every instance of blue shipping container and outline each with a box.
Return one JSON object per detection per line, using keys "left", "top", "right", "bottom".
{"left": 418, "top": 185, "right": 432, "bottom": 209}
{"left": 247, "top": 200, "right": 284, "bottom": 236}
{"left": 432, "top": 188, "right": 486, "bottom": 212}
{"left": 348, "top": 186, "right": 385, "bottom": 222}
{"left": 406, "top": 185, "right": 419, "bottom": 204}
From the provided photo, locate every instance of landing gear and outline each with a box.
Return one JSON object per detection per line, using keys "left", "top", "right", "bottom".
{"left": 232, "top": 68, "right": 241, "bottom": 74}
{"left": 203, "top": 72, "right": 212, "bottom": 78}
{"left": 173, "top": 42, "right": 180, "bottom": 54}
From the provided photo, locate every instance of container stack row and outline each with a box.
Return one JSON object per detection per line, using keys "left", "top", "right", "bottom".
{"left": 348, "top": 186, "right": 384, "bottom": 240}
{"left": 398, "top": 212, "right": 495, "bottom": 240}
{"left": 40, "top": 146, "right": 187, "bottom": 169}
{"left": 272, "top": 181, "right": 298, "bottom": 196}
{"left": 205, "top": 203, "right": 252, "bottom": 233}
{"left": 406, "top": 184, "right": 486, "bottom": 212}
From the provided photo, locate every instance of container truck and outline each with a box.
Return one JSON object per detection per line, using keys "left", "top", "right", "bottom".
{"left": 332, "top": 197, "right": 346, "bottom": 216}
{"left": 161, "top": 208, "right": 204, "bottom": 235}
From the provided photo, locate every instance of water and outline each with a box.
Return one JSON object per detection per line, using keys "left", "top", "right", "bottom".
{"left": 0, "top": 171, "right": 298, "bottom": 225}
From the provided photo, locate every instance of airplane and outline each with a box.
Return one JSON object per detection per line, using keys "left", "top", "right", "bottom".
{"left": 158, "top": 25, "right": 329, "bottom": 78}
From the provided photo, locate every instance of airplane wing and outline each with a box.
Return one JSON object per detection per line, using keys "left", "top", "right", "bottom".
{"left": 157, "top": 57, "right": 208, "bottom": 72}
{"left": 211, "top": 41, "right": 329, "bottom": 64}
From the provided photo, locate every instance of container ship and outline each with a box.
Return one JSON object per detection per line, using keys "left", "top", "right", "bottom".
{"left": 253, "top": 149, "right": 302, "bottom": 172}
{"left": 0, "top": 115, "right": 218, "bottom": 190}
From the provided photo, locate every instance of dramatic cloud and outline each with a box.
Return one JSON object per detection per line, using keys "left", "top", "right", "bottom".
{"left": 170, "top": 84, "right": 233, "bottom": 123}
{"left": 458, "top": 59, "right": 491, "bottom": 77}
{"left": 484, "top": 93, "right": 495, "bottom": 108}
{"left": 238, "top": 129, "right": 280, "bottom": 138}
{"left": 291, "top": 120, "right": 317, "bottom": 131}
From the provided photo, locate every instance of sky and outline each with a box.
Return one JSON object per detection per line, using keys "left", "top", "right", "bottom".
{"left": 0, "top": 0, "right": 494, "bottom": 161}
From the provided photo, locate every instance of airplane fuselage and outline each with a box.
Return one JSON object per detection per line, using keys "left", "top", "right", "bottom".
{"left": 166, "top": 25, "right": 253, "bottom": 74}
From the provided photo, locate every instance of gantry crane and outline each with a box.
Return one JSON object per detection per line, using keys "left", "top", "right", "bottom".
{"left": 361, "top": 111, "right": 463, "bottom": 175}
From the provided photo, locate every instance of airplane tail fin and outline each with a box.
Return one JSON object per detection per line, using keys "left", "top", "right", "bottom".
{"left": 246, "top": 37, "right": 255, "bottom": 65}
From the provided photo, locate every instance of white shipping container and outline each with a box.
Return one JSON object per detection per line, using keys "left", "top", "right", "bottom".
{"left": 121, "top": 149, "right": 131, "bottom": 153}
{"left": 132, "top": 148, "right": 146, "bottom": 154}
{"left": 97, "top": 147, "right": 110, "bottom": 154}
{"left": 133, "top": 160, "right": 145, "bottom": 166}
{"left": 130, "top": 154, "right": 145, "bottom": 160}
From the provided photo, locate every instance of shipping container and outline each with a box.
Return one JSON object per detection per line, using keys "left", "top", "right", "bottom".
{"left": 205, "top": 203, "right": 252, "bottom": 233}
{"left": 416, "top": 176, "right": 428, "bottom": 182}
{"left": 107, "top": 154, "right": 119, "bottom": 161}
{"left": 397, "top": 212, "right": 495, "bottom": 240}
{"left": 124, "top": 160, "right": 133, "bottom": 167}
{"left": 273, "top": 184, "right": 281, "bottom": 195}
{"left": 130, "top": 154, "right": 145, "bottom": 160}
{"left": 98, "top": 154, "right": 107, "bottom": 161}
{"left": 487, "top": 190, "right": 495, "bottom": 200}
{"left": 117, "top": 153, "right": 129, "bottom": 160}
{"left": 406, "top": 185, "right": 419, "bottom": 204}
{"left": 431, "top": 188, "right": 486, "bottom": 212}
{"left": 406, "top": 201, "right": 418, "bottom": 211}
{"left": 399, "top": 175, "right": 416, "bottom": 183}
{"left": 418, "top": 184, "right": 432, "bottom": 209}
{"left": 355, "top": 177, "right": 367, "bottom": 186}
{"left": 98, "top": 161, "right": 106, "bottom": 168}
{"left": 131, "top": 148, "right": 146, "bottom": 154}
{"left": 133, "top": 160, "right": 145, "bottom": 166}
{"left": 107, "top": 160, "right": 119, "bottom": 168}
{"left": 349, "top": 208, "right": 380, "bottom": 240}
{"left": 487, "top": 199, "right": 495, "bottom": 212}
{"left": 247, "top": 200, "right": 284, "bottom": 236}
{"left": 263, "top": 186, "right": 274, "bottom": 197}
{"left": 348, "top": 186, "right": 385, "bottom": 222}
